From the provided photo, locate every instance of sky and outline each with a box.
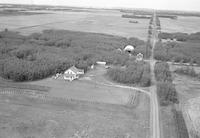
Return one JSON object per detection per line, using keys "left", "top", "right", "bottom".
{"left": 0, "top": 0, "right": 200, "bottom": 11}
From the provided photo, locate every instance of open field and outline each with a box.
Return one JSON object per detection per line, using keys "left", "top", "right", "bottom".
{"left": 0, "top": 91, "right": 150, "bottom": 138}
{"left": 172, "top": 70, "right": 200, "bottom": 102}
{"left": 186, "top": 97, "right": 200, "bottom": 137}
{"left": 0, "top": 65, "right": 150, "bottom": 138}
{"left": 23, "top": 65, "right": 140, "bottom": 105}
{"left": 171, "top": 66, "right": 200, "bottom": 138}
{"left": 160, "top": 16, "right": 200, "bottom": 33}
{"left": 0, "top": 62, "right": 150, "bottom": 137}
{"left": 0, "top": 9, "right": 149, "bottom": 40}
{"left": 25, "top": 78, "right": 138, "bottom": 105}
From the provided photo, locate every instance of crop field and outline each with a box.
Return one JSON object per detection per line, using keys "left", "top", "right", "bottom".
{"left": 0, "top": 9, "right": 149, "bottom": 40}
{"left": 0, "top": 61, "right": 151, "bottom": 137}
{"left": 0, "top": 84, "right": 150, "bottom": 138}
{"left": 160, "top": 16, "right": 200, "bottom": 33}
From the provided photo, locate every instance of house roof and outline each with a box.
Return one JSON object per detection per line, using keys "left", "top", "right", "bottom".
{"left": 65, "top": 66, "right": 84, "bottom": 74}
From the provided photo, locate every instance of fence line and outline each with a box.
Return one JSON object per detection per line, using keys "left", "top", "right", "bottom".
{"left": 0, "top": 89, "right": 130, "bottom": 107}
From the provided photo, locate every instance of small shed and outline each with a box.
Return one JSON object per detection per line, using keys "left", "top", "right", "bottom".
{"left": 96, "top": 61, "right": 106, "bottom": 65}
{"left": 64, "top": 66, "right": 84, "bottom": 81}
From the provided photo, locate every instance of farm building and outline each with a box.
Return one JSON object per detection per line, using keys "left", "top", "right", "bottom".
{"left": 116, "top": 48, "right": 122, "bottom": 53}
{"left": 64, "top": 66, "right": 84, "bottom": 81}
{"left": 96, "top": 61, "right": 106, "bottom": 65}
{"left": 124, "top": 45, "right": 135, "bottom": 53}
{"left": 136, "top": 53, "right": 144, "bottom": 61}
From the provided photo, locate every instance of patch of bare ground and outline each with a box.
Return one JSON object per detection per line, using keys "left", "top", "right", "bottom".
{"left": 0, "top": 89, "right": 150, "bottom": 138}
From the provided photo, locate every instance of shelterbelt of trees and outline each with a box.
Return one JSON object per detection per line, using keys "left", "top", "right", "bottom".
{"left": 154, "top": 41, "right": 200, "bottom": 65}
{"left": 159, "top": 32, "right": 200, "bottom": 42}
{"left": 0, "top": 29, "right": 145, "bottom": 82}
{"left": 107, "top": 61, "right": 151, "bottom": 87}
{"left": 154, "top": 62, "right": 178, "bottom": 106}
{"left": 155, "top": 62, "right": 189, "bottom": 138}
{"left": 175, "top": 66, "right": 200, "bottom": 79}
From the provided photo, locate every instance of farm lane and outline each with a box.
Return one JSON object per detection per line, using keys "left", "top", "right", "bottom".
{"left": 150, "top": 11, "right": 160, "bottom": 138}
{"left": 87, "top": 78, "right": 151, "bottom": 96}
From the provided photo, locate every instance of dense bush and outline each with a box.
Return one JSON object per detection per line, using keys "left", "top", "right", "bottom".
{"left": 1, "top": 57, "right": 72, "bottom": 81}
{"left": 154, "top": 62, "right": 172, "bottom": 82}
{"left": 154, "top": 62, "right": 179, "bottom": 105}
{"left": 107, "top": 61, "right": 151, "bottom": 86}
{"left": 159, "top": 31, "right": 200, "bottom": 42}
{"left": 122, "top": 14, "right": 151, "bottom": 19}
{"left": 157, "top": 82, "right": 178, "bottom": 105}
{"left": 0, "top": 29, "right": 145, "bottom": 81}
{"left": 174, "top": 66, "right": 200, "bottom": 79}
{"left": 154, "top": 42, "right": 200, "bottom": 65}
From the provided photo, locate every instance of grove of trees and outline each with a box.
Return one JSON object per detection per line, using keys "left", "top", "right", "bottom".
{"left": 159, "top": 32, "right": 200, "bottom": 42}
{"left": 154, "top": 41, "right": 200, "bottom": 65}
{"left": 154, "top": 62, "right": 179, "bottom": 105}
{"left": 174, "top": 66, "right": 200, "bottom": 79}
{"left": 107, "top": 61, "right": 151, "bottom": 87}
{"left": 0, "top": 29, "right": 146, "bottom": 82}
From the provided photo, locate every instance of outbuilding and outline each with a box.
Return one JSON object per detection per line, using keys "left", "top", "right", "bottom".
{"left": 124, "top": 45, "right": 135, "bottom": 53}
{"left": 136, "top": 53, "right": 144, "bottom": 61}
{"left": 96, "top": 61, "right": 106, "bottom": 65}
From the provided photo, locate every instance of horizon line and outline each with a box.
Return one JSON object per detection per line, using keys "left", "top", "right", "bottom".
{"left": 1, "top": 2, "right": 200, "bottom": 13}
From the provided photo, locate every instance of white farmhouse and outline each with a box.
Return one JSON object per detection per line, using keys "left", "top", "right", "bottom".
{"left": 64, "top": 66, "right": 84, "bottom": 81}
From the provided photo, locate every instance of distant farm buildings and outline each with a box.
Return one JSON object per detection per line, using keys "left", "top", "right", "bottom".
{"left": 162, "top": 38, "right": 177, "bottom": 43}
{"left": 64, "top": 66, "right": 84, "bottom": 81}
